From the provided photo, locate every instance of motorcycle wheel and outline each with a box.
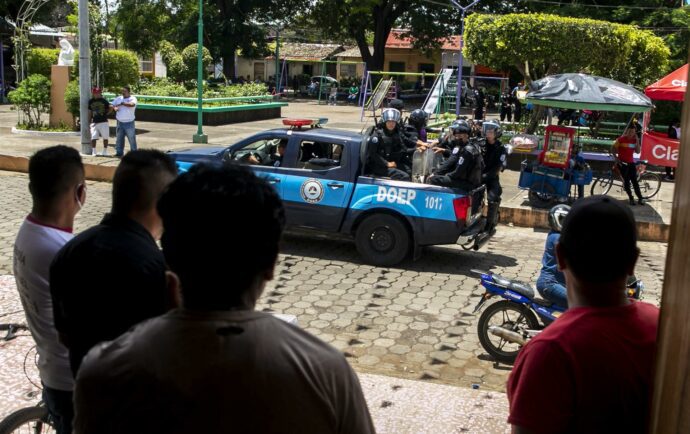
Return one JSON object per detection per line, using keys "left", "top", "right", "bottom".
{"left": 477, "top": 300, "right": 540, "bottom": 365}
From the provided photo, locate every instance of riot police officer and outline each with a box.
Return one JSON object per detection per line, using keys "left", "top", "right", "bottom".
{"left": 427, "top": 120, "right": 484, "bottom": 191}
{"left": 366, "top": 108, "right": 411, "bottom": 181}
{"left": 405, "top": 109, "right": 429, "bottom": 143}
{"left": 480, "top": 120, "right": 507, "bottom": 233}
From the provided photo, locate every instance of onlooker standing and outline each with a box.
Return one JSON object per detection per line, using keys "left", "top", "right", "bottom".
{"left": 13, "top": 146, "right": 85, "bottom": 434}
{"left": 612, "top": 126, "right": 645, "bottom": 205}
{"left": 507, "top": 196, "right": 659, "bottom": 434}
{"left": 73, "top": 163, "right": 376, "bottom": 434}
{"left": 88, "top": 87, "right": 110, "bottom": 157}
{"left": 112, "top": 86, "right": 137, "bottom": 158}
{"left": 665, "top": 119, "right": 680, "bottom": 181}
{"left": 50, "top": 150, "right": 177, "bottom": 375}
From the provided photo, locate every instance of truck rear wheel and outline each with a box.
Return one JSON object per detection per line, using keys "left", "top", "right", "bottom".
{"left": 355, "top": 214, "right": 410, "bottom": 266}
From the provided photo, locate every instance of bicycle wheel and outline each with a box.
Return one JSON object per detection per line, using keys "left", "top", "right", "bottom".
{"left": 590, "top": 175, "right": 613, "bottom": 196}
{"left": 0, "top": 406, "right": 54, "bottom": 434}
{"left": 638, "top": 172, "right": 661, "bottom": 199}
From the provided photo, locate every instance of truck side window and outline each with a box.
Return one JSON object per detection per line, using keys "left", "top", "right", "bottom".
{"left": 297, "top": 141, "right": 343, "bottom": 170}
{"left": 230, "top": 137, "right": 282, "bottom": 166}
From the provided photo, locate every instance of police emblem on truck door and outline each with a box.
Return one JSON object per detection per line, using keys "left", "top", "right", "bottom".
{"left": 300, "top": 179, "right": 325, "bottom": 204}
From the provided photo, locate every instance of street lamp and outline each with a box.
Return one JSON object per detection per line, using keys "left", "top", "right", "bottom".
{"left": 450, "top": 0, "right": 481, "bottom": 116}
{"left": 192, "top": 0, "right": 207, "bottom": 143}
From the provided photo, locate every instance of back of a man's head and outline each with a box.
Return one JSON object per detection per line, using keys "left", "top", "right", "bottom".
{"left": 559, "top": 195, "right": 638, "bottom": 285}
{"left": 158, "top": 163, "right": 285, "bottom": 310}
{"left": 112, "top": 150, "right": 177, "bottom": 216}
{"left": 29, "top": 145, "right": 84, "bottom": 206}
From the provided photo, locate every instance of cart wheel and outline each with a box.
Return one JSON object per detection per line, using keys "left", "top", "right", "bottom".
{"left": 528, "top": 182, "right": 555, "bottom": 208}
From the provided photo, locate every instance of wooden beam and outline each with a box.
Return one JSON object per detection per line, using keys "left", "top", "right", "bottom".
{"left": 649, "top": 52, "right": 690, "bottom": 433}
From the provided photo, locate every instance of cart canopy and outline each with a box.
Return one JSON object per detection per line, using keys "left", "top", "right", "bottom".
{"left": 644, "top": 64, "right": 687, "bottom": 102}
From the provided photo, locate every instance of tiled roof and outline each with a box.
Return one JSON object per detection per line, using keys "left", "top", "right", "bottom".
{"left": 386, "top": 29, "right": 461, "bottom": 51}
{"left": 267, "top": 42, "right": 343, "bottom": 61}
{"left": 337, "top": 46, "right": 372, "bottom": 58}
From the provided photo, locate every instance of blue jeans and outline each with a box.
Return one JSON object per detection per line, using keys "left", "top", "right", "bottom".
{"left": 43, "top": 385, "right": 73, "bottom": 434}
{"left": 539, "top": 283, "right": 568, "bottom": 309}
{"left": 115, "top": 120, "right": 137, "bottom": 156}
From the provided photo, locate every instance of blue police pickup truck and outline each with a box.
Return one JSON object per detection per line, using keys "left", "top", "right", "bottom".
{"left": 168, "top": 121, "right": 492, "bottom": 266}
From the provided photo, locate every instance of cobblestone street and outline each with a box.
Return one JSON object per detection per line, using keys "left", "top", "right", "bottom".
{"left": 0, "top": 170, "right": 668, "bottom": 428}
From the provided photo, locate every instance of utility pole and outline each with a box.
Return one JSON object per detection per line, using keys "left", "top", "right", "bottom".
{"left": 450, "top": 0, "right": 481, "bottom": 116}
{"left": 275, "top": 29, "right": 280, "bottom": 93}
{"left": 78, "top": 0, "right": 91, "bottom": 154}
{"left": 193, "top": 0, "right": 207, "bottom": 143}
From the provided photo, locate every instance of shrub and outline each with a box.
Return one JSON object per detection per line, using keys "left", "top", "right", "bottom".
{"left": 8, "top": 74, "right": 52, "bottom": 128}
{"left": 160, "top": 41, "right": 213, "bottom": 83}
{"left": 102, "top": 50, "right": 140, "bottom": 88}
{"left": 27, "top": 48, "right": 59, "bottom": 77}
{"left": 27, "top": 48, "right": 139, "bottom": 88}
{"left": 65, "top": 80, "right": 80, "bottom": 122}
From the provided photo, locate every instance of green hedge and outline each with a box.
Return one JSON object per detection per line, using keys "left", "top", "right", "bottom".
{"left": 102, "top": 50, "right": 139, "bottom": 88}
{"left": 27, "top": 49, "right": 139, "bottom": 88}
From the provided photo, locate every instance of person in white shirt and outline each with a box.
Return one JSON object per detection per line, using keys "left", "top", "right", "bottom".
{"left": 112, "top": 85, "right": 138, "bottom": 158}
{"left": 13, "top": 145, "right": 86, "bottom": 434}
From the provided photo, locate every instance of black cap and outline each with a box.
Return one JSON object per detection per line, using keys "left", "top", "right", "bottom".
{"left": 559, "top": 195, "right": 637, "bottom": 283}
{"left": 389, "top": 99, "right": 404, "bottom": 111}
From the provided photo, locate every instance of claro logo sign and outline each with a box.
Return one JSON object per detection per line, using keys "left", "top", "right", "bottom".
{"left": 652, "top": 144, "right": 679, "bottom": 161}
{"left": 671, "top": 79, "right": 687, "bottom": 87}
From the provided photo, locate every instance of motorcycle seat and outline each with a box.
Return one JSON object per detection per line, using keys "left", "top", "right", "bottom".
{"left": 532, "top": 297, "right": 552, "bottom": 307}
{"left": 508, "top": 281, "right": 536, "bottom": 299}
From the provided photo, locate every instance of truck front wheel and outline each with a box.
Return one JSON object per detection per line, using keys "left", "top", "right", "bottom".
{"left": 355, "top": 214, "right": 410, "bottom": 266}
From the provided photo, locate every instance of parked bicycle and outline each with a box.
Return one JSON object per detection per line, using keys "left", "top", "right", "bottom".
{"left": 0, "top": 323, "right": 55, "bottom": 434}
{"left": 590, "top": 160, "right": 661, "bottom": 200}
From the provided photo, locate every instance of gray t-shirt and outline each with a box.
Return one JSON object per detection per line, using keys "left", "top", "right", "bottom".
{"left": 13, "top": 218, "right": 74, "bottom": 391}
{"left": 74, "top": 309, "right": 375, "bottom": 434}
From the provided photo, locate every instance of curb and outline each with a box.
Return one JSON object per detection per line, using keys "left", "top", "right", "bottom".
{"left": 11, "top": 127, "right": 80, "bottom": 137}
{"left": 0, "top": 154, "right": 116, "bottom": 182}
{"left": 0, "top": 154, "right": 669, "bottom": 242}
{"left": 499, "top": 205, "right": 669, "bottom": 243}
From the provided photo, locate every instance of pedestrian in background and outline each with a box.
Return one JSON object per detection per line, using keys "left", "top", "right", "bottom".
{"left": 13, "top": 146, "right": 85, "bottom": 434}
{"left": 112, "top": 86, "right": 138, "bottom": 158}
{"left": 665, "top": 119, "right": 680, "bottom": 181}
{"left": 88, "top": 87, "right": 110, "bottom": 157}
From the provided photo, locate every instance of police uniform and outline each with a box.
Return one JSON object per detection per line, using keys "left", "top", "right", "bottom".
{"left": 427, "top": 140, "right": 484, "bottom": 191}
{"left": 366, "top": 127, "right": 411, "bottom": 181}
{"left": 481, "top": 138, "right": 507, "bottom": 231}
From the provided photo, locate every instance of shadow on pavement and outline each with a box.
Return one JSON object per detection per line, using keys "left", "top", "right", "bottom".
{"left": 280, "top": 234, "right": 518, "bottom": 276}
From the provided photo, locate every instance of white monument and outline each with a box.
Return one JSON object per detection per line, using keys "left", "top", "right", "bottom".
{"left": 57, "top": 38, "right": 75, "bottom": 66}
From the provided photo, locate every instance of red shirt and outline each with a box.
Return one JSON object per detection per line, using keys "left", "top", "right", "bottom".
{"left": 507, "top": 302, "right": 659, "bottom": 434}
{"left": 614, "top": 135, "right": 637, "bottom": 163}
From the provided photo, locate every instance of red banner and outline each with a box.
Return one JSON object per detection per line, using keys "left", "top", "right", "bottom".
{"left": 641, "top": 132, "right": 679, "bottom": 168}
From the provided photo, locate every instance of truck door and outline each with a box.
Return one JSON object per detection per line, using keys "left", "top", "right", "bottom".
{"left": 279, "top": 138, "right": 354, "bottom": 231}
{"left": 227, "top": 134, "right": 289, "bottom": 198}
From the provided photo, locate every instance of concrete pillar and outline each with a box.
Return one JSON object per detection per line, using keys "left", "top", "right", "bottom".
{"left": 50, "top": 65, "right": 74, "bottom": 128}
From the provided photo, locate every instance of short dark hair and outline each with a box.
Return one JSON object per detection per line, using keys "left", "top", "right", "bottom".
{"left": 122, "top": 85, "right": 131, "bottom": 92}
{"left": 158, "top": 163, "right": 285, "bottom": 310}
{"left": 112, "top": 150, "right": 178, "bottom": 215}
{"left": 559, "top": 195, "right": 637, "bottom": 283}
{"left": 28, "top": 145, "right": 84, "bottom": 203}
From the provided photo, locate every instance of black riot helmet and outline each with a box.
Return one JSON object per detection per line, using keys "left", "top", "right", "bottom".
{"left": 450, "top": 119, "right": 471, "bottom": 135}
{"left": 389, "top": 99, "right": 404, "bottom": 112}
{"left": 408, "top": 109, "right": 428, "bottom": 129}
{"left": 482, "top": 120, "right": 502, "bottom": 139}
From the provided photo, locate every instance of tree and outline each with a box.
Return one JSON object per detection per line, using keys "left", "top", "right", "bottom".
{"left": 464, "top": 13, "right": 670, "bottom": 132}
{"left": 113, "top": 0, "right": 308, "bottom": 77}
{"left": 309, "top": 0, "right": 461, "bottom": 73}
{"left": 159, "top": 41, "right": 212, "bottom": 83}
{"left": 7, "top": 73, "right": 51, "bottom": 128}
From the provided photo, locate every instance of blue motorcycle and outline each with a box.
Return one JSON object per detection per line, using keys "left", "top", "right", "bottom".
{"left": 471, "top": 269, "right": 643, "bottom": 364}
